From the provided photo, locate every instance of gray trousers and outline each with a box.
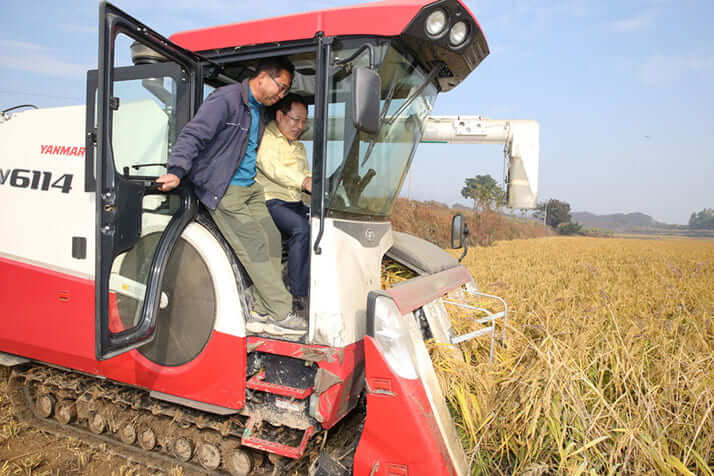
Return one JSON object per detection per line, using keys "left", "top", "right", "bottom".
{"left": 210, "top": 183, "right": 292, "bottom": 319}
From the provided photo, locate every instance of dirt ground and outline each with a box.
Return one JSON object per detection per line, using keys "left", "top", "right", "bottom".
{"left": 0, "top": 367, "right": 178, "bottom": 476}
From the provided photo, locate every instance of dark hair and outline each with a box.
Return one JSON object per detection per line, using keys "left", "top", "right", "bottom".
{"left": 274, "top": 93, "right": 307, "bottom": 115}
{"left": 255, "top": 57, "right": 295, "bottom": 79}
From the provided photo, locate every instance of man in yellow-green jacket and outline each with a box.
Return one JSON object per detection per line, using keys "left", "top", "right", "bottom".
{"left": 256, "top": 94, "right": 311, "bottom": 312}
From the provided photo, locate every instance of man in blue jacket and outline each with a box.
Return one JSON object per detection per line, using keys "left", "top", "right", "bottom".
{"left": 156, "top": 57, "right": 305, "bottom": 337}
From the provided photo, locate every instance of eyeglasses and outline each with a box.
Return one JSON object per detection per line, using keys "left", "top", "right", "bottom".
{"left": 269, "top": 75, "right": 290, "bottom": 95}
{"left": 285, "top": 113, "right": 308, "bottom": 126}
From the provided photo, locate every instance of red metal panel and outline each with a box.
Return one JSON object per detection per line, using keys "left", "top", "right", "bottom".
{"left": 246, "top": 370, "right": 313, "bottom": 399}
{"left": 0, "top": 257, "right": 99, "bottom": 373}
{"left": 170, "top": 0, "right": 430, "bottom": 52}
{"left": 247, "top": 336, "right": 344, "bottom": 364}
{"left": 0, "top": 257, "right": 247, "bottom": 411}
{"left": 241, "top": 418, "right": 315, "bottom": 459}
{"left": 353, "top": 336, "right": 457, "bottom": 476}
{"left": 246, "top": 337, "right": 364, "bottom": 429}
{"left": 386, "top": 266, "right": 471, "bottom": 315}
{"left": 101, "top": 330, "right": 247, "bottom": 410}
{"left": 315, "top": 340, "right": 364, "bottom": 429}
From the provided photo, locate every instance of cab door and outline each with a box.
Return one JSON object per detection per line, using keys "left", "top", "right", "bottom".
{"left": 92, "top": 2, "right": 202, "bottom": 360}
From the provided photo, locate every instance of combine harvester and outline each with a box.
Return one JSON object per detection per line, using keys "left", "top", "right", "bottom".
{"left": 0, "top": 1, "right": 538, "bottom": 474}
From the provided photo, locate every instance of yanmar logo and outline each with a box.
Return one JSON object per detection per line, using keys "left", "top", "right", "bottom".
{"left": 41, "top": 145, "right": 86, "bottom": 157}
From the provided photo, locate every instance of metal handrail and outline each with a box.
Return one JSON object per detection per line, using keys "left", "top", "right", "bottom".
{"left": 441, "top": 289, "right": 508, "bottom": 363}
{"left": 466, "top": 290, "right": 508, "bottom": 344}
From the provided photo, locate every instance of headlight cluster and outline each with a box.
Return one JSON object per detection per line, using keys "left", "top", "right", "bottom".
{"left": 372, "top": 296, "right": 419, "bottom": 379}
{"left": 425, "top": 9, "right": 448, "bottom": 36}
{"left": 424, "top": 9, "right": 470, "bottom": 48}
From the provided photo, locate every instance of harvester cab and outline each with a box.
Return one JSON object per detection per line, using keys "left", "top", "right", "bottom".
{"left": 0, "top": 1, "right": 539, "bottom": 474}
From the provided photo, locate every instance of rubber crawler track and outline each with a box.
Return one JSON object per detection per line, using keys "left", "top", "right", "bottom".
{"left": 6, "top": 364, "right": 362, "bottom": 475}
{"left": 9, "top": 365, "right": 281, "bottom": 474}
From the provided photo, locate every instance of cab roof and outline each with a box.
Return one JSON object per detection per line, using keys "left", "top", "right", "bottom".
{"left": 169, "top": 0, "right": 475, "bottom": 52}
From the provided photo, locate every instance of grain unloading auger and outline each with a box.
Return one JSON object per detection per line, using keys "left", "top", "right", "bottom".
{"left": 422, "top": 115, "right": 540, "bottom": 209}
{"left": 0, "top": 1, "right": 538, "bottom": 474}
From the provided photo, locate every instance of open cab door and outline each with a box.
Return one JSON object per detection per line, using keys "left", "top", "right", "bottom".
{"left": 92, "top": 2, "right": 203, "bottom": 360}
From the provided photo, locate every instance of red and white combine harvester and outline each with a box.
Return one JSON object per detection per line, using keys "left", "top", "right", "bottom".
{"left": 0, "top": 1, "right": 538, "bottom": 474}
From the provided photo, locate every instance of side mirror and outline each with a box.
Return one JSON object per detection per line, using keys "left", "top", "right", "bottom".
{"left": 451, "top": 214, "right": 464, "bottom": 249}
{"left": 451, "top": 213, "right": 469, "bottom": 262}
{"left": 352, "top": 67, "right": 380, "bottom": 135}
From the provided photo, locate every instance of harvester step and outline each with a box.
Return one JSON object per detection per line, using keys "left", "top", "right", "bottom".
{"left": 241, "top": 417, "right": 315, "bottom": 459}
{"left": 246, "top": 370, "right": 314, "bottom": 399}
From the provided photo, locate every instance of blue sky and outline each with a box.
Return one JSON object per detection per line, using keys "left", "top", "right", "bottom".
{"left": 1, "top": 0, "right": 712, "bottom": 224}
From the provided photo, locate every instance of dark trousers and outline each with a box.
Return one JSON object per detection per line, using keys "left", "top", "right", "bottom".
{"left": 266, "top": 199, "right": 310, "bottom": 297}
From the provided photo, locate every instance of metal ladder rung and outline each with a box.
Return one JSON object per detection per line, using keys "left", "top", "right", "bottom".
{"left": 476, "top": 312, "right": 505, "bottom": 323}
{"left": 451, "top": 326, "right": 493, "bottom": 345}
{"left": 442, "top": 300, "right": 498, "bottom": 315}
{"left": 241, "top": 417, "right": 315, "bottom": 459}
{"left": 440, "top": 289, "right": 508, "bottom": 363}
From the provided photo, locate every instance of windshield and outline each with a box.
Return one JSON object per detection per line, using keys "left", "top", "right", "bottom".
{"left": 325, "top": 42, "right": 438, "bottom": 217}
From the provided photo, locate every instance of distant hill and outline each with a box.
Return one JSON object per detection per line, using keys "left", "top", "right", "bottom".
{"left": 391, "top": 198, "right": 553, "bottom": 247}
{"left": 571, "top": 211, "right": 672, "bottom": 231}
{"left": 451, "top": 202, "right": 471, "bottom": 211}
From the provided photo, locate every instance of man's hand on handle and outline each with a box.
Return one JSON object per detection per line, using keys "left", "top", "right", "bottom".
{"left": 302, "top": 176, "right": 312, "bottom": 194}
{"left": 156, "top": 173, "right": 180, "bottom": 192}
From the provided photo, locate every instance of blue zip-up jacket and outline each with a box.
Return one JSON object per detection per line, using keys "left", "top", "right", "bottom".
{"left": 167, "top": 79, "right": 266, "bottom": 210}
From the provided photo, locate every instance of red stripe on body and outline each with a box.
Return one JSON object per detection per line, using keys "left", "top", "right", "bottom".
{"left": 0, "top": 257, "right": 246, "bottom": 411}
{"left": 170, "top": 1, "right": 427, "bottom": 51}
{"left": 386, "top": 266, "right": 471, "bottom": 315}
{"left": 353, "top": 336, "right": 457, "bottom": 476}
{"left": 246, "top": 337, "right": 365, "bottom": 428}
{"left": 101, "top": 330, "right": 246, "bottom": 410}
{"left": 0, "top": 257, "right": 99, "bottom": 373}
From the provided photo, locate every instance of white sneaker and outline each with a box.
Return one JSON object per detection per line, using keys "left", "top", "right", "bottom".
{"left": 274, "top": 312, "right": 308, "bottom": 331}
{"left": 246, "top": 311, "right": 307, "bottom": 336}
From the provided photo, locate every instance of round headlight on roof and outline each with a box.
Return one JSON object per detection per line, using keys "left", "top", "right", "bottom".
{"left": 425, "top": 9, "right": 448, "bottom": 37}
{"left": 449, "top": 21, "right": 469, "bottom": 46}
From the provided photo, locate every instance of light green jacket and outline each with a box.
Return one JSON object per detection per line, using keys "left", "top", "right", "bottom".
{"left": 256, "top": 121, "right": 311, "bottom": 203}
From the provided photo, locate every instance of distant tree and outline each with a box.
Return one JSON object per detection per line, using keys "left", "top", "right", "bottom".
{"left": 689, "top": 208, "right": 714, "bottom": 229}
{"left": 460, "top": 175, "right": 506, "bottom": 213}
{"left": 536, "top": 199, "right": 572, "bottom": 228}
{"left": 557, "top": 222, "right": 584, "bottom": 235}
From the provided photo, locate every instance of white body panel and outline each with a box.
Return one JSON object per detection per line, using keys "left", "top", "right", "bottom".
{"left": 124, "top": 218, "right": 246, "bottom": 338}
{"left": 0, "top": 100, "right": 170, "bottom": 277}
{"left": 0, "top": 106, "right": 244, "bottom": 337}
{"left": 0, "top": 106, "right": 95, "bottom": 277}
{"left": 308, "top": 217, "right": 393, "bottom": 347}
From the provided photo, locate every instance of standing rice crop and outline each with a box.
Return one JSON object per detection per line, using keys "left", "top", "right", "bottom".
{"left": 437, "top": 237, "right": 714, "bottom": 475}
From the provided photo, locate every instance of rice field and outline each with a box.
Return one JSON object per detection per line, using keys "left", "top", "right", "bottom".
{"left": 1, "top": 236, "right": 712, "bottom": 475}
{"left": 434, "top": 237, "right": 714, "bottom": 475}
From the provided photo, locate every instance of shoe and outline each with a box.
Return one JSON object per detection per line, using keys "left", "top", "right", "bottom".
{"left": 246, "top": 311, "right": 307, "bottom": 336}
{"left": 293, "top": 296, "right": 309, "bottom": 316}
{"left": 274, "top": 312, "right": 307, "bottom": 331}
{"left": 249, "top": 310, "right": 270, "bottom": 322}
{"left": 246, "top": 310, "right": 270, "bottom": 335}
